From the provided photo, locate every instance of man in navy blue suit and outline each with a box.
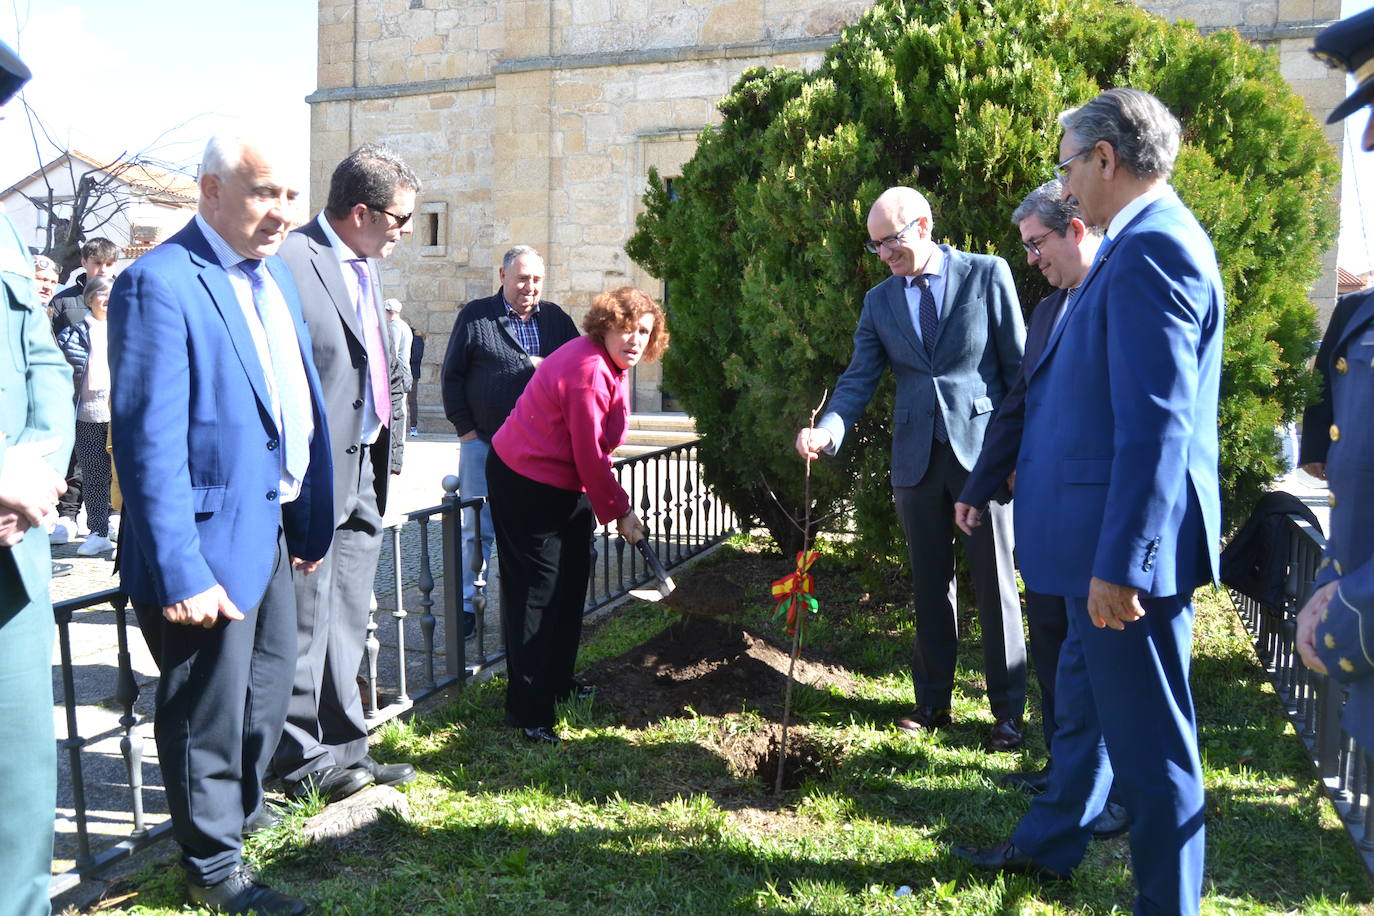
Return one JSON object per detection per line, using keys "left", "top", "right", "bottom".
{"left": 953, "top": 89, "right": 1223, "bottom": 916}
{"left": 111, "top": 134, "right": 334, "bottom": 916}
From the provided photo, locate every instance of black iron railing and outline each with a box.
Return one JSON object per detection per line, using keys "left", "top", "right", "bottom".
{"left": 49, "top": 438, "right": 735, "bottom": 895}
{"left": 1228, "top": 513, "right": 1374, "bottom": 874}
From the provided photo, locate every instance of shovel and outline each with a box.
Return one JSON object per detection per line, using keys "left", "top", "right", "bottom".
{"left": 628, "top": 538, "right": 676, "bottom": 602}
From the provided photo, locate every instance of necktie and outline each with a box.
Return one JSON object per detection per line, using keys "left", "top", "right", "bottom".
{"left": 239, "top": 261, "right": 310, "bottom": 481}
{"left": 915, "top": 275, "right": 947, "bottom": 443}
{"left": 1053, "top": 285, "right": 1078, "bottom": 334}
{"left": 349, "top": 259, "right": 392, "bottom": 429}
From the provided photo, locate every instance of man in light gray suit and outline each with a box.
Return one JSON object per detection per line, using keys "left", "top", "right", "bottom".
{"left": 797, "top": 186, "right": 1028, "bottom": 748}
{"left": 273, "top": 144, "right": 419, "bottom": 803}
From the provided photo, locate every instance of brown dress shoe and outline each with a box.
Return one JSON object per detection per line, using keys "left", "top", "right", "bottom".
{"left": 987, "top": 717, "right": 1025, "bottom": 750}
{"left": 895, "top": 705, "right": 952, "bottom": 732}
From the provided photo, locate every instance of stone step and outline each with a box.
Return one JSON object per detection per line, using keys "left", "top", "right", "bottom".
{"left": 628, "top": 411, "right": 696, "bottom": 433}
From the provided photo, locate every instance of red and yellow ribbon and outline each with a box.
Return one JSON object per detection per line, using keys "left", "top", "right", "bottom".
{"left": 771, "top": 550, "right": 820, "bottom": 641}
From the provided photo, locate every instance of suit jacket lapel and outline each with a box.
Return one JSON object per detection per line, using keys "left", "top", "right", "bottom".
{"left": 932, "top": 249, "right": 969, "bottom": 355}
{"left": 304, "top": 224, "right": 364, "bottom": 346}
{"left": 883, "top": 276, "right": 924, "bottom": 362}
{"left": 1024, "top": 288, "right": 1065, "bottom": 373}
{"left": 194, "top": 249, "right": 273, "bottom": 417}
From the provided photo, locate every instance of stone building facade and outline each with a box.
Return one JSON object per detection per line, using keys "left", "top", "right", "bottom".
{"left": 309, "top": 0, "right": 1347, "bottom": 430}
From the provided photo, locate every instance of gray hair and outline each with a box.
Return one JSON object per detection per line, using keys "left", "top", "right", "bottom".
{"left": 32, "top": 254, "right": 56, "bottom": 274}
{"left": 1058, "top": 88, "right": 1180, "bottom": 180}
{"left": 82, "top": 275, "right": 114, "bottom": 308}
{"left": 502, "top": 245, "right": 542, "bottom": 271}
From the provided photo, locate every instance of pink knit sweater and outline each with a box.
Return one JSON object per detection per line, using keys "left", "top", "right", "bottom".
{"left": 491, "top": 334, "right": 631, "bottom": 524}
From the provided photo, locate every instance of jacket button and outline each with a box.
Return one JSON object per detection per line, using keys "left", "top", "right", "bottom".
{"left": 1330, "top": 424, "right": 1340, "bottom": 442}
{"left": 1328, "top": 491, "right": 1337, "bottom": 508}
{"left": 1336, "top": 559, "right": 1344, "bottom": 575}
{"left": 346, "top": 444, "right": 359, "bottom": 454}
{"left": 1336, "top": 357, "right": 1348, "bottom": 374}
{"left": 267, "top": 489, "right": 278, "bottom": 501}
{"left": 267, "top": 439, "right": 279, "bottom": 451}
{"left": 353, "top": 399, "right": 364, "bottom": 409}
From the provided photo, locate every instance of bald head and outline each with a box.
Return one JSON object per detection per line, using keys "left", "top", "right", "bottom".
{"left": 866, "top": 186, "right": 935, "bottom": 278}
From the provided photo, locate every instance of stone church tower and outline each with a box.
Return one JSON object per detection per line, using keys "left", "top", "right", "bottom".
{"left": 309, "top": 0, "right": 1346, "bottom": 430}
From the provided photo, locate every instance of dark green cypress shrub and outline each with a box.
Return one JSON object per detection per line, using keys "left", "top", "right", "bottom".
{"left": 627, "top": 0, "right": 1336, "bottom": 567}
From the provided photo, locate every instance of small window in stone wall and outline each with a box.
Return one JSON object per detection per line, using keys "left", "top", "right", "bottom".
{"left": 418, "top": 201, "right": 447, "bottom": 257}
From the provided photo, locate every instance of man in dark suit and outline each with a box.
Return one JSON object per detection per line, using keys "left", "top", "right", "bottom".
{"left": 110, "top": 134, "right": 334, "bottom": 916}
{"left": 796, "top": 185, "right": 1028, "bottom": 749}
{"left": 0, "top": 41, "right": 75, "bottom": 916}
{"left": 1297, "top": 9, "right": 1374, "bottom": 756}
{"left": 274, "top": 144, "right": 419, "bottom": 804}
{"left": 954, "top": 89, "right": 1223, "bottom": 916}
{"left": 440, "top": 246, "right": 579, "bottom": 639}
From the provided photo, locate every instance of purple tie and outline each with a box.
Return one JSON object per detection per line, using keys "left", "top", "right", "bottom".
{"left": 349, "top": 259, "right": 392, "bottom": 429}
{"left": 915, "top": 275, "right": 947, "bottom": 443}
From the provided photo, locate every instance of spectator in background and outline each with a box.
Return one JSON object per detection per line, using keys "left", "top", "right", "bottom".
{"left": 57, "top": 276, "right": 116, "bottom": 556}
{"left": 386, "top": 298, "right": 414, "bottom": 438}
{"left": 50, "top": 237, "right": 120, "bottom": 336}
{"left": 487, "top": 286, "right": 666, "bottom": 743}
{"left": 407, "top": 331, "right": 424, "bottom": 436}
{"left": 47, "top": 238, "right": 119, "bottom": 546}
{"left": 33, "top": 254, "right": 58, "bottom": 319}
{"left": 441, "top": 246, "right": 579, "bottom": 640}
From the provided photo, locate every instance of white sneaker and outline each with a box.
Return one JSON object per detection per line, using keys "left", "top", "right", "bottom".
{"left": 49, "top": 517, "right": 77, "bottom": 545}
{"left": 76, "top": 535, "right": 115, "bottom": 556}
{"left": 109, "top": 515, "right": 120, "bottom": 542}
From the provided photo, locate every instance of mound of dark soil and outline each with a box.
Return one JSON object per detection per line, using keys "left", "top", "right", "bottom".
{"left": 582, "top": 616, "right": 856, "bottom": 727}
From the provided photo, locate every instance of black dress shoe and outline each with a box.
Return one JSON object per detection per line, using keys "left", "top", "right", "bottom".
{"left": 352, "top": 754, "right": 416, "bottom": 787}
{"left": 895, "top": 705, "right": 952, "bottom": 733}
{"left": 186, "top": 865, "right": 308, "bottom": 915}
{"left": 951, "top": 840, "right": 1065, "bottom": 880}
{"left": 1090, "top": 801, "right": 1131, "bottom": 839}
{"left": 285, "top": 764, "right": 374, "bottom": 803}
{"left": 1000, "top": 766, "right": 1051, "bottom": 795}
{"left": 244, "top": 804, "right": 284, "bottom": 835}
{"left": 522, "top": 726, "right": 561, "bottom": 744}
{"left": 987, "top": 717, "right": 1025, "bottom": 751}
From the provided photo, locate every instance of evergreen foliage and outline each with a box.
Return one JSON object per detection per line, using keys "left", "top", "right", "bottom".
{"left": 627, "top": 0, "right": 1338, "bottom": 564}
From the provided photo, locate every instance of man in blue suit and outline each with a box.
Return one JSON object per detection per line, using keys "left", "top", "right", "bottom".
{"left": 953, "top": 89, "right": 1223, "bottom": 916}
{"left": 110, "top": 134, "right": 334, "bottom": 916}
{"left": 1297, "top": 9, "right": 1374, "bottom": 756}
{"left": 797, "top": 185, "right": 1028, "bottom": 749}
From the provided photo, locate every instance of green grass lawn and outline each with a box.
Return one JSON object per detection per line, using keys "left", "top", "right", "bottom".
{"left": 96, "top": 538, "right": 1373, "bottom": 914}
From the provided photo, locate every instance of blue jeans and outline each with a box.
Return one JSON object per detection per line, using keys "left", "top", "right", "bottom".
{"left": 459, "top": 437, "right": 495, "bottom": 618}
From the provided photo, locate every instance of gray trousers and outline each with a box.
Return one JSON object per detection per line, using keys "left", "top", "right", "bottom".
{"left": 893, "top": 438, "right": 1026, "bottom": 720}
{"left": 273, "top": 445, "right": 383, "bottom": 782}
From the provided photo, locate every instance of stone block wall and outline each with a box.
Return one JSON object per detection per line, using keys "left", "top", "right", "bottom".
{"left": 310, "top": 0, "right": 1349, "bottom": 426}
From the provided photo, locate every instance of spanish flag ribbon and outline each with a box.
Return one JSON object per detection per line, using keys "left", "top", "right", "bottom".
{"left": 771, "top": 550, "right": 821, "bottom": 641}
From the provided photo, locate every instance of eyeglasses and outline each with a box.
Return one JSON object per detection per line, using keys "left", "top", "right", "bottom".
{"left": 369, "top": 205, "right": 413, "bottom": 228}
{"left": 1054, "top": 146, "right": 1093, "bottom": 179}
{"left": 865, "top": 217, "right": 922, "bottom": 254}
{"left": 1021, "top": 230, "right": 1055, "bottom": 257}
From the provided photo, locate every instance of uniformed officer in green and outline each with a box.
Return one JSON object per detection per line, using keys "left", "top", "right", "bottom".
{"left": 1298, "top": 9, "right": 1374, "bottom": 752}
{"left": 0, "top": 40, "right": 77, "bottom": 916}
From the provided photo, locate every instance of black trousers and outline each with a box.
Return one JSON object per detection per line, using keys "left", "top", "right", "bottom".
{"left": 1025, "top": 589, "right": 1069, "bottom": 747}
{"left": 892, "top": 438, "right": 1026, "bottom": 720}
{"left": 486, "top": 449, "right": 593, "bottom": 729}
{"left": 134, "top": 529, "right": 296, "bottom": 886}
